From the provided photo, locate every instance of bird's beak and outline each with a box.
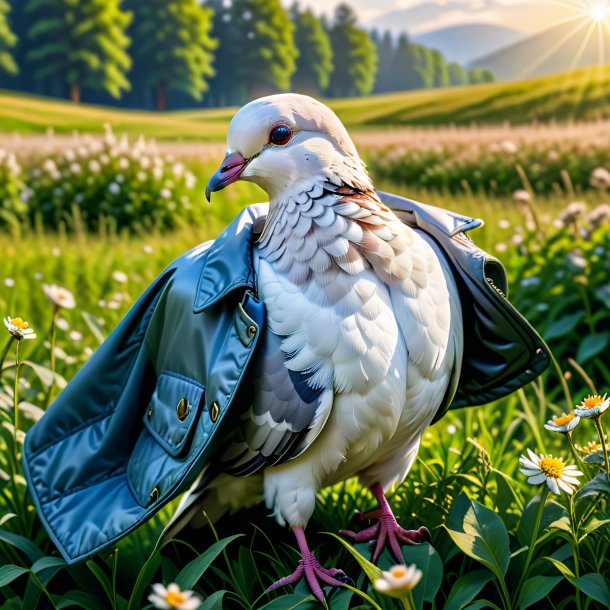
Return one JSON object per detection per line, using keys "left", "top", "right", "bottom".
{"left": 205, "top": 152, "right": 248, "bottom": 202}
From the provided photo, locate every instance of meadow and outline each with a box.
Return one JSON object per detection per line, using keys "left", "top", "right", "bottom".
{"left": 0, "top": 108, "right": 609, "bottom": 609}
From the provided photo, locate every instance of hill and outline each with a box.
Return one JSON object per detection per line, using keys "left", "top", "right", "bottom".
{"left": 413, "top": 24, "right": 523, "bottom": 65}
{"left": 470, "top": 19, "right": 610, "bottom": 80}
{"left": 0, "top": 64, "right": 609, "bottom": 139}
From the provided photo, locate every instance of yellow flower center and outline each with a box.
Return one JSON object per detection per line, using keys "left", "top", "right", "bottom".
{"left": 581, "top": 441, "right": 602, "bottom": 454}
{"left": 164, "top": 591, "right": 186, "bottom": 607}
{"left": 582, "top": 395, "right": 604, "bottom": 409}
{"left": 539, "top": 456, "right": 565, "bottom": 479}
{"left": 11, "top": 318, "right": 28, "bottom": 330}
{"left": 390, "top": 567, "right": 407, "bottom": 578}
{"left": 553, "top": 412, "right": 575, "bottom": 426}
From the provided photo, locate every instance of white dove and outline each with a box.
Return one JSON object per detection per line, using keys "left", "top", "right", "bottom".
{"left": 202, "top": 93, "right": 463, "bottom": 601}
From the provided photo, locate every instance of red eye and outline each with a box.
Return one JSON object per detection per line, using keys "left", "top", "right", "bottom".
{"left": 269, "top": 123, "right": 292, "bottom": 146}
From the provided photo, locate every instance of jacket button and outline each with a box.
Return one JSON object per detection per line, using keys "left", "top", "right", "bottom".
{"left": 176, "top": 397, "right": 190, "bottom": 421}
{"left": 148, "top": 407, "right": 153, "bottom": 419}
{"left": 248, "top": 325, "right": 257, "bottom": 337}
{"left": 149, "top": 487, "right": 159, "bottom": 504}
{"left": 210, "top": 401, "right": 219, "bottom": 423}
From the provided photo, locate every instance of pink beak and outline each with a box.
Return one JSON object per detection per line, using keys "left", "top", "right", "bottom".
{"left": 206, "top": 152, "right": 248, "bottom": 201}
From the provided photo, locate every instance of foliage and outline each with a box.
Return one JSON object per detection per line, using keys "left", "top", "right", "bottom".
{"left": 327, "top": 3, "right": 378, "bottom": 98}
{"left": 291, "top": 4, "right": 334, "bottom": 95}
{"left": 0, "top": 0, "right": 16, "bottom": 75}
{"left": 25, "top": 0, "right": 132, "bottom": 102}
{"left": 0, "top": 149, "right": 25, "bottom": 228}
{"left": 124, "top": 0, "right": 216, "bottom": 111}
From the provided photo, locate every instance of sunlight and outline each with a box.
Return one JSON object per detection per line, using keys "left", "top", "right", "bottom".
{"left": 589, "top": 1, "right": 610, "bottom": 22}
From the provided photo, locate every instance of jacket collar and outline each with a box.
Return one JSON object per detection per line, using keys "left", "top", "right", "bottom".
{"left": 193, "top": 203, "right": 269, "bottom": 312}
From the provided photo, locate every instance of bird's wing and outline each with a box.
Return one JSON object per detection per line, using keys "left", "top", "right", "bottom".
{"left": 220, "top": 324, "right": 333, "bottom": 476}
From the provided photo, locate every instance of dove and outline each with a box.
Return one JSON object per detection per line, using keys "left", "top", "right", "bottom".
{"left": 201, "top": 93, "right": 464, "bottom": 601}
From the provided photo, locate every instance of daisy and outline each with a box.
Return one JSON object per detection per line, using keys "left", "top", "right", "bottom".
{"left": 544, "top": 412, "right": 580, "bottom": 433}
{"left": 148, "top": 583, "right": 201, "bottom": 610}
{"left": 4, "top": 317, "right": 36, "bottom": 341}
{"left": 576, "top": 439, "right": 606, "bottom": 454}
{"left": 374, "top": 564, "right": 422, "bottom": 599}
{"left": 574, "top": 394, "right": 609, "bottom": 419}
{"left": 519, "top": 449, "right": 583, "bottom": 495}
{"left": 42, "top": 284, "right": 76, "bottom": 310}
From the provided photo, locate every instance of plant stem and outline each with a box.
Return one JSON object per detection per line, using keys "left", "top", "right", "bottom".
{"left": 569, "top": 495, "right": 582, "bottom": 610}
{"left": 594, "top": 417, "right": 609, "bottom": 476}
{"left": 13, "top": 340, "right": 20, "bottom": 461}
{"left": 0, "top": 337, "right": 12, "bottom": 371}
{"left": 401, "top": 592, "right": 416, "bottom": 610}
{"left": 44, "top": 307, "right": 59, "bottom": 407}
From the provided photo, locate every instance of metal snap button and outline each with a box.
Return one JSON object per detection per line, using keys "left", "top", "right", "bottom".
{"left": 210, "top": 401, "right": 220, "bottom": 423}
{"left": 176, "top": 397, "right": 190, "bottom": 421}
{"left": 149, "top": 487, "right": 159, "bottom": 503}
{"left": 248, "top": 325, "right": 257, "bottom": 337}
{"left": 148, "top": 407, "right": 153, "bottom": 419}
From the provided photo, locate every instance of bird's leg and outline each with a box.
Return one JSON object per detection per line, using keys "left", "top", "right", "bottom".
{"left": 266, "top": 525, "right": 348, "bottom": 603}
{"left": 340, "top": 482, "right": 430, "bottom": 563}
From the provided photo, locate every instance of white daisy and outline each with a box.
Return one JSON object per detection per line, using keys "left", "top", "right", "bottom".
{"left": 544, "top": 411, "right": 580, "bottom": 433}
{"left": 43, "top": 284, "right": 76, "bottom": 310}
{"left": 4, "top": 317, "right": 37, "bottom": 341}
{"left": 574, "top": 394, "right": 609, "bottom": 419}
{"left": 519, "top": 449, "right": 583, "bottom": 495}
{"left": 374, "top": 564, "right": 422, "bottom": 599}
{"left": 148, "top": 583, "right": 201, "bottom": 610}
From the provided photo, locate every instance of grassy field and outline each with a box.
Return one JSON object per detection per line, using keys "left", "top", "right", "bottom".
{"left": 0, "top": 64, "right": 609, "bottom": 140}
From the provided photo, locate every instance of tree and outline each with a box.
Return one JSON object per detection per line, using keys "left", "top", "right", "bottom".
{"left": 290, "top": 3, "right": 333, "bottom": 96}
{"left": 125, "top": 0, "right": 216, "bottom": 111}
{"left": 0, "top": 0, "right": 16, "bottom": 76}
{"left": 26, "top": 0, "right": 131, "bottom": 103}
{"left": 448, "top": 62, "right": 468, "bottom": 86}
{"left": 431, "top": 49, "right": 449, "bottom": 88}
{"left": 393, "top": 33, "right": 425, "bottom": 91}
{"left": 327, "top": 3, "right": 377, "bottom": 98}
{"left": 373, "top": 29, "right": 395, "bottom": 93}
{"left": 414, "top": 45, "right": 435, "bottom": 89}
{"left": 468, "top": 67, "right": 495, "bottom": 84}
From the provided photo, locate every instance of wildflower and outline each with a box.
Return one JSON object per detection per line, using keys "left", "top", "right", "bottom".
{"left": 160, "top": 188, "right": 172, "bottom": 199}
{"left": 43, "top": 284, "right": 76, "bottom": 310}
{"left": 69, "top": 163, "right": 82, "bottom": 175}
{"left": 112, "top": 270, "right": 128, "bottom": 284}
{"left": 590, "top": 167, "right": 610, "bottom": 189}
{"left": 88, "top": 160, "right": 101, "bottom": 173}
{"left": 576, "top": 439, "right": 606, "bottom": 454}
{"left": 574, "top": 394, "right": 609, "bottom": 418}
{"left": 69, "top": 330, "right": 83, "bottom": 342}
{"left": 500, "top": 140, "right": 518, "bottom": 154}
{"left": 498, "top": 219, "right": 510, "bottom": 229}
{"left": 374, "top": 564, "right": 423, "bottom": 599}
{"left": 148, "top": 583, "right": 201, "bottom": 610}
{"left": 559, "top": 201, "right": 586, "bottom": 225}
{"left": 4, "top": 278, "right": 14, "bottom": 288}
{"left": 519, "top": 449, "right": 583, "bottom": 495}
{"left": 587, "top": 204, "right": 610, "bottom": 229}
{"left": 4, "top": 317, "right": 36, "bottom": 341}
{"left": 512, "top": 189, "right": 531, "bottom": 204}
{"left": 143, "top": 244, "right": 153, "bottom": 254}
{"left": 495, "top": 243, "right": 507, "bottom": 253}
{"left": 108, "top": 182, "right": 120, "bottom": 195}
{"left": 544, "top": 412, "right": 580, "bottom": 433}
{"left": 567, "top": 251, "right": 587, "bottom": 269}
{"left": 56, "top": 317, "right": 70, "bottom": 331}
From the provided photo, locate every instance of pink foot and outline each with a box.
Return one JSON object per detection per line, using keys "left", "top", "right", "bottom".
{"left": 340, "top": 482, "right": 430, "bottom": 563}
{"left": 266, "top": 526, "right": 348, "bottom": 602}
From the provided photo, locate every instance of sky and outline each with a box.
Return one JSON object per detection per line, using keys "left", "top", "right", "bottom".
{"left": 289, "top": 0, "right": 595, "bottom": 36}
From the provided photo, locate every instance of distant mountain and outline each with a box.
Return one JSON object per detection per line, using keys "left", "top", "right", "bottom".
{"left": 470, "top": 20, "right": 610, "bottom": 80}
{"left": 413, "top": 24, "right": 524, "bottom": 64}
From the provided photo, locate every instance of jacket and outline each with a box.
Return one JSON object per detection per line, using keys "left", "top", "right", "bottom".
{"left": 22, "top": 193, "right": 550, "bottom": 564}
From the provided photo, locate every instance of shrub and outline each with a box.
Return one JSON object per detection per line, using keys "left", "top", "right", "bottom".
{"left": 0, "top": 149, "right": 27, "bottom": 228}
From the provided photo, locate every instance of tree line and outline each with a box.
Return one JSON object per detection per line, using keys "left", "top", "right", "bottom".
{"left": 0, "top": 0, "right": 495, "bottom": 111}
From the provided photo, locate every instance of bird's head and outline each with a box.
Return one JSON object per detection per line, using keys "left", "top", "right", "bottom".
{"left": 206, "top": 93, "right": 373, "bottom": 203}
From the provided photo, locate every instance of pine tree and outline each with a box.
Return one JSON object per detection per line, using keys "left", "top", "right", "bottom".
{"left": 414, "top": 45, "right": 435, "bottom": 89}
{"left": 0, "top": 0, "right": 16, "bottom": 76}
{"left": 26, "top": 0, "right": 131, "bottom": 102}
{"left": 393, "top": 33, "right": 424, "bottom": 91}
{"left": 373, "top": 29, "right": 395, "bottom": 93}
{"left": 125, "top": 0, "right": 216, "bottom": 111}
{"left": 431, "top": 49, "right": 449, "bottom": 88}
{"left": 327, "top": 3, "right": 377, "bottom": 98}
{"left": 290, "top": 3, "right": 333, "bottom": 96}
{"left": 448, "top": 62, "right": 468, "bottom": 86}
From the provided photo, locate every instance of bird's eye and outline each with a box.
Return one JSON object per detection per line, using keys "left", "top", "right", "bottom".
{"left": 269, "top": 124, "right": 293, "bottom": 146}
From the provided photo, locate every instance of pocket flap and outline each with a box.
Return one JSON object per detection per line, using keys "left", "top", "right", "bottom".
{"left": 143, "top": 372, "right": 205, "bottom": 457}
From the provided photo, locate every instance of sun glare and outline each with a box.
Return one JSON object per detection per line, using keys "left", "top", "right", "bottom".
{"left": 589, "top": 1, "right": 610, "bottom": 22}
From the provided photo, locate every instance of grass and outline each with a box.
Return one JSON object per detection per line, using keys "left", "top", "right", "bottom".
{"left": 1, "top": 64, "right": 610, "bottom": 139}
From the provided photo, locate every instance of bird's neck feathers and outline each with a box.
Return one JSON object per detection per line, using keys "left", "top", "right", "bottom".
{"left": 257, "top": 176, "right": 415, "bottom": 287}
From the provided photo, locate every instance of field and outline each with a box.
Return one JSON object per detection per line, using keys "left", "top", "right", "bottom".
{"left": 0, "top": 87, "right": 609, "bottom": 609}
{"left": 0, "top": 64, "right": 610, "bottom": 139}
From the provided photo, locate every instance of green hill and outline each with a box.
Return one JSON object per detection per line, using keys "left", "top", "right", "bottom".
{"left": 0, "top": 64, "right": 609, "bottom": 139}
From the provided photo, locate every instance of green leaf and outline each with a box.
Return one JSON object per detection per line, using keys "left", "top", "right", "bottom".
{"left": 86, "top": 559, "right": 113, "bottom": 604}
{"left": 402, "top": 543, "right": 443, "bottom": 608}
{"left": 0, "top": 564, "right": 29, "bottom": 587}
{"left": 81, "top": 311, "right": 106, "bottom": 345}
{"left": 324, "top": 532, "right": 382, "bottom": 585}
{"left": 545, "top": 556, "right": 575, "bottom": 579}
{"left": 21, "top": 360, "right": 67, "bottom": 389}
{"left": 258, "top": 593, "right": 316, "bottom": 610}
{"left": 517, "top": 500, "right": 567, "bottom": 547}
{"left": 518, "top": 575, "right": 562, "bottom": 609}
{"left": 0, "top": 528, "right": 45, "bottom": 564}
{"left": 573, "top": 573, "right": 610, "bottom": 606}
{"left": 445, "top": 493, "right": 510, "bottom": 579}
{"left": 583, "top": 452, "right": 605, "bottom": 464}
{"left": 544, "top": 312, "right": 584, "bottom": 340}
{"left": 127, "top": 549, "right": 161, "bottom": 610}
{"left": 31, "top": 556, "right": 67, "bottom": 574}
{"left": 200, "top": 590, "right": 227, "bottom": 610}
{"left": 443, "top": 569, "right": 494, "bottom": 610}
{"left": 175, "top": 534, "right": 242, "bottom": 590}
{"left": 57, "top": 590, "right": 108, "bottom": 610}
{"left": 575, "top": 473, "right": 610, "bottom": 505}
{"left": 576, "top": 333, "right": 610, "bottom": 364}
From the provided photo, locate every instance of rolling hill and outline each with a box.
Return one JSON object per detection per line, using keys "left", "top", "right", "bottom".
{"left": 470, "top": 19, "right": 610, "bottom": 80}
{"left": 0, "top": 64, "right": 609, "bottom": 140}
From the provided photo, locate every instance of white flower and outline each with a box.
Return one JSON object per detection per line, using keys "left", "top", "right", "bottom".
{"left": 160, "top": 188, "right": 172, "bottom": 199}
{"left": 560, "top": 201, "right": 586, "bottom": 224}
{"left": 574, "top": 394, "right": 610, "bottom": 418}
{"left": 512, "top": 189, "right": 531, "bottom": 204}
{"left": 42, "top": 284, "right": 76, "bottom": 310}
{"left": 243, "top": 9, "right": 252, "bottom": 19}
{"left": 69, "top": 330, "right": 83, "bottom": 342}
{"left": 70, "top": 163, "right": 82, "bottom": 175}
{"left": 374, "top": 564, "right": 422, "bottom": 599}
{"left": 107, "top": 301, "right": 121, "bottom": 310}
{"left": 519, "top": 449, "right": 583, "bottom": 495}
{"left": 143, "top": 245, "right": 153, "bottom": 254}
{"left": 4, "top": 278, "right": 15, "bottom": 288}
{"left": 108, "top": 182, "right": 120, "bottom": 195}
{"left": 148, "top": 583, "right": 201, "bottom": 610}
{"left": 119, "top": 157, "right": 129, "bottom": 170}
{"left": 4, "top": 317, "right": 37, "bottom": 341}
{"left": 544, "top": 412, "right": 580, "bottom": 433}
{"left": 56, "top": 317, "right": 70, "bottom": 331}
{"left": 495, "top": 243, "right": 507, "bottom": 253}
{"left": 588, "top": 204, "right": 610, "bottom": 229}
{"left": 498, "top": 219, "right": 510, "bottom": 229}
{"left": 112, "top": 270, "right": 128, "bottom": 284}
{"left": 500, "top": 140, "right": 518, "bottom": 154}
{"left": 88, "top": 160, "right": 101, "bottom": 173}
{"left": 590, "top": 167, "right": 610, "bottom": 189}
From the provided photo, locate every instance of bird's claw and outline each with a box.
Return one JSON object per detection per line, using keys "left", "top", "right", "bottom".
{"left": 266, "top": 550, "right": 348, "bottom": 603}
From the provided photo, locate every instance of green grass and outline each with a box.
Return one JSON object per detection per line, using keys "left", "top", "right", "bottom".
{"left": 1, "top": 64, "right": 610, "bottom": 139}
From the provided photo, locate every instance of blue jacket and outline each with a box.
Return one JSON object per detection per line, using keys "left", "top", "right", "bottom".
{"left": 22, "top": 194, "right": 549, "bottom": 564}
